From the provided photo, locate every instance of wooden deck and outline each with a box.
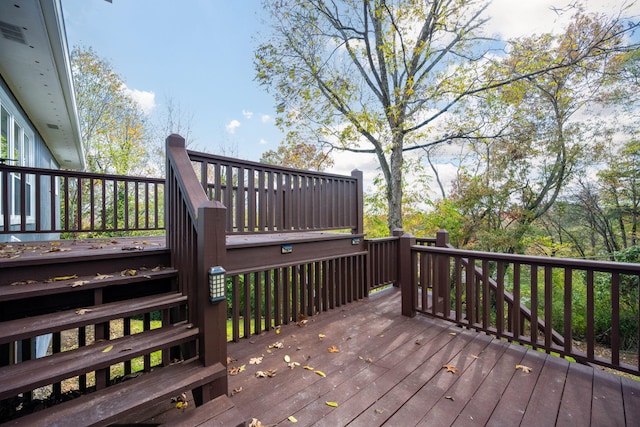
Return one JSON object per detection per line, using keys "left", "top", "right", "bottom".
{"left": 226, "top": 287, "right": 640, "bottom": 426}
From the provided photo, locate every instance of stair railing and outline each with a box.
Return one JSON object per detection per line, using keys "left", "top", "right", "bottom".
{"left": 166, "top": 134, "right": 227, "bottom": 399}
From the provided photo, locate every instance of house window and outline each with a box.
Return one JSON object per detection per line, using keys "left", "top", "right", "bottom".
{"left": 0, "top": 101, "right": 35, "bottom": 226}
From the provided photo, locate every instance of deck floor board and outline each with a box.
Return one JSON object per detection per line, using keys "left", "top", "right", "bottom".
{"left": 227, "top": 287, "right": 640, "bottom": 426}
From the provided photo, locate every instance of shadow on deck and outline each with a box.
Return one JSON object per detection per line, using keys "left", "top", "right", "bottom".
{"left": 226, "top": 287, "right": 640, "bottom": 426}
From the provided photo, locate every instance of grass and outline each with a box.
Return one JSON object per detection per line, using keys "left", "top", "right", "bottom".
{"left": 51, "top": 317, "right": 164, "bottom": 396}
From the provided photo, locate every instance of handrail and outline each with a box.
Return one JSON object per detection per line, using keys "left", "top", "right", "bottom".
{"left": 0, "top": 164, "right": 164, "bottom": 235}
{"left": 186, "top": 150, "right": 363, "bottom": 234}
{"left": 165, "top": 134, "right": 227, "bottom": 384}
{"left": 408, "top": 239, "right": 640, "bottom": 376}
{"left": 446, "top": 243, "right": 565, "bottom": 347}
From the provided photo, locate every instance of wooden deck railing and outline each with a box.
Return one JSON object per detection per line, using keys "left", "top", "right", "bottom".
{"left": 166, "top": 134, "right": 227, "bottom": 399}
{"left": 187, "top": 151, "right": 363, "bottom": 234}
{"left": 0, "top": 163, "right": 164, "bottom": 235}
{"left": 226, "top": 253, "right": 367, "bottom": 342}
{"left": 400, "top": 231, "right": 640, "bottom": 376}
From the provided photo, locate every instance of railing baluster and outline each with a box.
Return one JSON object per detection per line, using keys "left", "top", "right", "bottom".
{"left": 544, "top": 265, "right": 553, "bottom": 352}
{"left": 564, "top": 268, "right": 573, "bottom": 356}
{"left": 611, "top": 272, "right": 620, "bottom": 366}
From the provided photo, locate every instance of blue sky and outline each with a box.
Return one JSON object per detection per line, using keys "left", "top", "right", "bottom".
{"left": 62, "top": 0, "right": 281, "bottom": 161}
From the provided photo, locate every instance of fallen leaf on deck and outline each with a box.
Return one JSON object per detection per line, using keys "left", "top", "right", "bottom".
{"left": 318, "top": 333, "right": 326, "bottom": 339}
{"left": 75, "top": 308, "right": 92, "bottom": 315}
{"left": 46, "top": 275, "right": 78, "bottom": 282}
{"left": 325, "top": 401, "right": 338, "bottom": 407}
{"left": 249, "top": 357, "right": 263, "bottom": 365}
{"left": 175, "top": 401, "right": 188, "bottom": 410}
{"left": 303, "top": 365, "right": 314, "bottom": 371}
{"left": 120, "top": 269, "right": 137, "bottom": 276}
{"left": 471, "top": 355, "right": 480, "bottom": 359}
{"left": 249, "top": 418, "right": 264, "bottom": 427}
{"left": 516, "top": 364, "right": 533, "bottom": 373}
{"left": 445, "top": 395, "right": 455, "bottom": 401}
{"left": 95, "top": 273, "right": 113, "bottom": 280}
{"left": 255, "top": 369, "right": 277, "bottom": 378}
{"left": 288, "top": 415, "right": 298, "bottom": 423}
{"left": 275, "top": 327, "right": 281, "bottom": 335}
{"left": 232, "top": 387, "right": 243, "bottom": 395}
{"left": 102, "top": 345, "right": 113, "bottom": 353}
{"left": 297, "top": 319, "right": 308, "bottom": 327}
{"left": 315, "top": 370, "right": 327, "bottom": 377}
{"left": 449, "top": 332, "right": 457, "bottom": 336}
{"left": 228, "top": 365, "right": 246, "bottom": 375}
{"left": 375, "top": 409, "right": 384, "bottom": 414}
{"left": 227, "top": 356, "right": 237, "bottom": 364}
{"left": 151, "top": 265, "right": 164, "bottom": 272}
{"left": 89, "top": 244, "right": 105, "bottom": 250}
{"left": 70, "top": 280, "right": 90, "bottom": 288}
{"left": 121, "top": 246, "right": 144, "bottom": 251}
{"left": 328, "top": 345, "right": 340, "bottom": 353}
{"left": 359, "top": 356, "right": 373, "bottom": 363}
{"left": 287, "top": 362, "right": 300, "bottom": 369}
{"left": 269, "top": 341, "right": 284, "bottom": 349}
{"left": 284, "top": 355, "right": 291, "bottom": 363}
{"left": 442, "top": 364, "right": 459, "bottom": 375}
{"left": 10, "top": 280, "right": 38, "bottom": 286}
{"left": 50, "top": 241, "right": 62, "bottom": 246}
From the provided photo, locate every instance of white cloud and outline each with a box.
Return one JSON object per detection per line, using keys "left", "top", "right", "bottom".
{"left": 259, "top": 138, "right": 268, "bottom": 145}
{"left": 225, "top": 119, "right": 241, "bottom": 134}
{"left": 122, "top": 85, "right": 156, "bottom": 115}
{"left": 484, "top": 1, "right": 640, "bottom": 40}
{"left": 261, "top": 114, "right": 272, "bottom": 123}
{"left": 242, "top": 110, "right": 254, "bottom": 119}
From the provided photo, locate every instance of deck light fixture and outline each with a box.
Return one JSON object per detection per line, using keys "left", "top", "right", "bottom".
{"left": 208, "top": 266, "right": 226, "bottom": 303}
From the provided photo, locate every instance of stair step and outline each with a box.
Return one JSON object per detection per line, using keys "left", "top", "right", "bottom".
{"left": 163, "top": 394, "right": 246, "bottom": 427}
{"left": 0, "top": 238, "right": 170, "bottom": 286}
{"left": 0, "top": 267, "right": 178, "bottom": 303}
{"left": 5, "top": 358, "right": 226, "bottom": 427}
{"left": 0, "top": 292, "right": 187, "bottom": 345}
{"left": 0, "top": 323, "right": 198, "bottom": 400}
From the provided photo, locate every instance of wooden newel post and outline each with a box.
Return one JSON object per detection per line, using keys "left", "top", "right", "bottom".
{"left": 196, "top": 200, "right": 228, "bottom": 400}
{"left": 435, "top": 230, "right": 450, "bottom": 314}
{"left": 351, "top": 169, "right": 364, "bottom": 235}
{"left": 399, "top": 232, "right": 416, "bottom": 317}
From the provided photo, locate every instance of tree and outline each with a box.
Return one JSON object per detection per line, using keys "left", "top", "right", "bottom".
{"left": 255, "top": 0, "right": 637, "bottom": 233}
{"left": 447, "top": 13, "right": 632, "bottom": 253}
{"left": 71, "top": 46, "right": 150, "bottom": 175}
{"left": 260, "top": 138, "right": 334, "bottom": 170}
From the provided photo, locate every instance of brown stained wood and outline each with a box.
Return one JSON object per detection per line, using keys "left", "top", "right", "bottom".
{"left": 0, "top": 293, "right": 186, "bottom": 344}
{"left": 0, "top": 324, "right": 198, "bottom": 400}
{"left": 418, "top": 337, "right": 511, "bottom": 426}
{"left": 163, "top": 394, "right": 244, "bottom": 427}
{"left": 223, "top": 289, "right": 640, "bottom": 427}
{"left": 519, "top": 354, "right": 570, "bottom": 426}
{"left": 7, "top": 359, "right": 225, "bottom": 427}
{"left": 621, "top": 376, "right": 640, "bottom": 425}
{"left": 485, "top": 349, "right": 548, "bottom": 426}
{"left": 451, "top": 344, "right": 528, "bottom": 427}
{"left": 591, "top": 368, "right": 625, "bottom": 427}
{"left": 555, "top": 362, "right": 594, "bottom": 427}
{"left": 384, "top": 332, "right": 495, "bottom": 425}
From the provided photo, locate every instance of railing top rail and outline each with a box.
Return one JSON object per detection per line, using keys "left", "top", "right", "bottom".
{"left": 167, "top": 136, "right": 210, "bottom": 218}
{"left": 187, "top": 150, "right": 358, "bottom": 181}
{"left": 0, "top": 164, "right": 165, "bottom": 184}
{"left": 366, "top": 236, "right": 401, "bottom": 243}
{"left": 415, "top": 244, "right": 640, "bottom": 273}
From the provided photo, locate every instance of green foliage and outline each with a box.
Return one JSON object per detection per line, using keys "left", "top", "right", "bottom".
{"left": 71, "top": 46, "right": 151, "bottom": 176}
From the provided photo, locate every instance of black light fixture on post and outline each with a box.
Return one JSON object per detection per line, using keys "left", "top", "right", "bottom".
{"left": 208, "top": 266, "right": 226, "bottom": 303}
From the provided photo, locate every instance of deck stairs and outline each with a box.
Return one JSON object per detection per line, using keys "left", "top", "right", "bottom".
{"left": 0, "top": 241, "right": 235, "bottom": 426}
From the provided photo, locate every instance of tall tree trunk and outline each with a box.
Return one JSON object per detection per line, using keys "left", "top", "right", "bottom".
{"left": 387, "top": 133, "right": 404, "bottom": 232}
